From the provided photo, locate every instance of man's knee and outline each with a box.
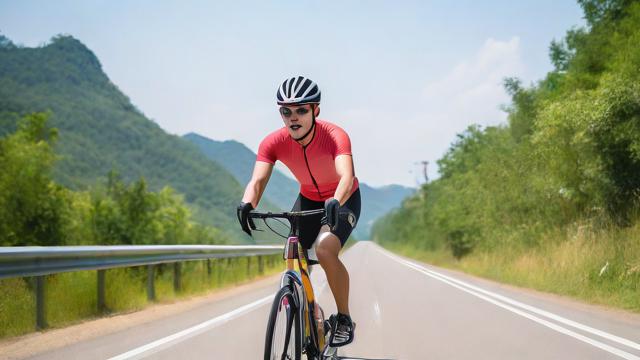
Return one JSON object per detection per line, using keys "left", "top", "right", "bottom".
{"left": 316, "top": 231, "right": 340, "bottom": 263}
{"left": 316, "top": 245, "right": 332, "bottom": 263}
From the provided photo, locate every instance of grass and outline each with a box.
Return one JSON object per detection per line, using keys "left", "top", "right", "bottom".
{"left": 381, "top": 221, "right": 640, "bottom": 313}
{"left": 0, "top": 277, "right": 34, "bottom": 338}
{"left": 0, "top": 254, "right": 284, "bottom": 339}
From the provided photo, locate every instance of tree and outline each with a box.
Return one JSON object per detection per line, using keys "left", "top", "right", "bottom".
{"left": 578, "top": 0, "right": 632, "bottom": 27}
{"left": 0, "top": 34, "right": 16, "bottom": 49}
{"left": 0, "top": 113, "right": 68, "bottom": 246}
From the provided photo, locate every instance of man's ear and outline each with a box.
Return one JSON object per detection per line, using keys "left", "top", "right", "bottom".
{"left": 314, "top": 105, "right": 320, "bottom": 117}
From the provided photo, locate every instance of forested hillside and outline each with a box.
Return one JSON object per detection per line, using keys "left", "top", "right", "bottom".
{"left": 372, "top": 0, "right": 640, "bottom": 311}
{"left": 357, "top": 183, "right": 415, "bottom": 239}
{"left": 0, "top": 35, "right": 253, "bottom": 242}
{"left": 184, "top": 133, "right": 299, "bottom": 210}
{"left": 0, "top": 112, "right": 225, "bottom": 247}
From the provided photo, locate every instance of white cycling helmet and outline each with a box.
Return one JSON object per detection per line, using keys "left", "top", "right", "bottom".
{"left": 277, "top": 76, "right": 321, "bottom": 105}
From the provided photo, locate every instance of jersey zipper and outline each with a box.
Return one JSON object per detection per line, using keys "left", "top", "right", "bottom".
{"left": 303, "top": 147, "right": 322, "bottom": 199}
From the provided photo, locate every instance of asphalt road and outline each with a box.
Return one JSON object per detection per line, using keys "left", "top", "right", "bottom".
{"left": 13, "top": 241, "right": 640, "bottom": 360}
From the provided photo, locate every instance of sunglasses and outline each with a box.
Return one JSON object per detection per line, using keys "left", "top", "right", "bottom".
{"left": 279, "top": 107, "right": 310, "bottom": 117}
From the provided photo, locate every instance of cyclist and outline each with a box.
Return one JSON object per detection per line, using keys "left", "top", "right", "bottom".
{"left": 237, "top": 76, "right": 361, "bottom": 347}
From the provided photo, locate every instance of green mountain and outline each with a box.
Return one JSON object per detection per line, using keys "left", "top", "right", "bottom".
{"left": 184, "top": 132, "right": 415, "bottom": 239}
{"left": 184, "top": 133, "right": 299, "bottom": 209}
{"left": 357, "top": 183, "right": 415, "bottom": 239}
{"left": 0, "top": 35, "right": 250, "bottom": 242}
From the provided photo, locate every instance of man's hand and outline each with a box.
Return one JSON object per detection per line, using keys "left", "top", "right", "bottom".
{"left": 323, "top": 198, "right": 340, "bottom": 232}
{"left": 237, "top": 202, "right": 256, "bottom": 236}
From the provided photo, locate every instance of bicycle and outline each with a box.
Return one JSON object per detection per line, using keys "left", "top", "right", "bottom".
{"left": 247, "top": 208, "right": 345, "bottom": 360}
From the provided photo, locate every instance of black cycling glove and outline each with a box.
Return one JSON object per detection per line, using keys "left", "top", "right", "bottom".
{"left": 236, "top": 202, "right": 256, "bottom": 236}
{"left": 323, "top": 198, "right": 340, "bottom": 232}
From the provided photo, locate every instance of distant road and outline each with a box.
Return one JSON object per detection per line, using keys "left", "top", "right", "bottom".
{"left": 8, "top": 241, "right": 640, "bottom": 360}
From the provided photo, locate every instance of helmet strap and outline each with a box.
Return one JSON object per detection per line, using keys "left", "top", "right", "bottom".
{"left": 293, "top": 104, "right": 316, "bottom": 144}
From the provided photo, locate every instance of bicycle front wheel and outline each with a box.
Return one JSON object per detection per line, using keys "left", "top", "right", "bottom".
{"left": 264, "top": 286, "right": 302, "bottom": 360}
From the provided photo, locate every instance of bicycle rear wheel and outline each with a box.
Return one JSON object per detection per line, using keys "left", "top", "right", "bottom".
{"left": 264, "top": 286, "right": 302, "bottom": 360}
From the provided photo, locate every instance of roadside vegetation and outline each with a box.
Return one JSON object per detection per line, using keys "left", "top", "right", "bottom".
{"left": 0, "top": 255, "right": 283, "bottom": 338}
{"left": 373, "top": 0, "right": 640, "bottom": 312}
{"left": 0, "top": 113, "right": 283, "bottom": 339}
{"left": 0, "top": 113, "right": 227, "bottom": 248}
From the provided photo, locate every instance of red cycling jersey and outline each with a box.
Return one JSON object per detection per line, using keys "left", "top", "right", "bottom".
{"left": 257, "top": 119, "right": 359, "bottom": 202}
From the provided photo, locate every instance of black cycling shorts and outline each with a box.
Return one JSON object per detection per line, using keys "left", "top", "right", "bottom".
{"left": 291, "top": 188, "right": 361, "bottom": 250}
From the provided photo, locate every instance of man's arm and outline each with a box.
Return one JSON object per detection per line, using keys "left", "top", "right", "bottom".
{"left": 332, "top": 154, "right": 355, "bottom": 205}
{"left": 242, "top": 161, "right": 274, "bottom": 208}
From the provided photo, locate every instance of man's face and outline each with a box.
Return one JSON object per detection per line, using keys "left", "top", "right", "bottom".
{"left": 279, "top": 104, "right": 315, "bottom": 140}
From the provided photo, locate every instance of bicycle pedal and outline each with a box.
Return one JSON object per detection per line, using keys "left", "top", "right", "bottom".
{"left": 322, "top": 345, "right": 338, "bottom": 359}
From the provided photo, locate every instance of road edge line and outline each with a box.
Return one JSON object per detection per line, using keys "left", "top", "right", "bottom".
{"left": 377, "top": 246, "right": 640, "bottom": 360}
{"left": 108, "top": 294, "right": 272, "bottom": 360}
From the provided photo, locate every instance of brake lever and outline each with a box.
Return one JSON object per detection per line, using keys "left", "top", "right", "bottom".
{"left": 249, "top": 218, "right": 266, "bottom": 232}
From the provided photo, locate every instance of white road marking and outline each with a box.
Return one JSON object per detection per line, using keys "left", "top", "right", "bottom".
{"left": 373, "top": 301, "right": 382, "bottom": 326}
{"left": 108, "top": 294, "right": 273, "bottom": 360}
{"left": 379, "top": 246, "right": 640, "bottom": 360}
{"left": 379, "top": 247, "right": 640, "bottom": 351}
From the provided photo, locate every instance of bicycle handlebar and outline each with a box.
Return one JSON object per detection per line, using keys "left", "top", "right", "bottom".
{"left": 247, "top": 209, "right": 326, "bottom": 220}
{"left": 245, "top": 209, "right": 328, "bottom": 239}
{"left": 243, "top": 208, "right": 349, "bottom": 238}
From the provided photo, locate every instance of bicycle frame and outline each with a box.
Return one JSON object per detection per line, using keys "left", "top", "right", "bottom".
{"left": 281, "top": 235, "right": 326, "bottom": 357}
{"left": 248, "top": 209, "right": 335, "bottom": 359}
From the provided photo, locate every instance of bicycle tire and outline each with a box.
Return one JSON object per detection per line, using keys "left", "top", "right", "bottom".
{"left": 264, "top": 286, "right": 302, "bottom": 360}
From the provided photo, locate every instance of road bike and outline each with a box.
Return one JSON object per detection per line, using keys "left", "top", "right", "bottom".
{"left": 248, "top": 209, "right": 342, "bottom": 360}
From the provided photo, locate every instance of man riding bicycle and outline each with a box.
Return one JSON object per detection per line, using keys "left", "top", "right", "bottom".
{"left": 237, "top": 76, "right": 361, "bottom": 347}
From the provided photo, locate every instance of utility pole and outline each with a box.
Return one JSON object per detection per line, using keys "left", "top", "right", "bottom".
{"left": 420, "top": 161, "right": 429, "bottom": 183}
{"left": 412, "top": 160, "right": 430, "bottom": 204}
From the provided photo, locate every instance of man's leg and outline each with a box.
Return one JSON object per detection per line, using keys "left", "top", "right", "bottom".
{"left": 315, "top": 225, "right": 349, "bottom": 315}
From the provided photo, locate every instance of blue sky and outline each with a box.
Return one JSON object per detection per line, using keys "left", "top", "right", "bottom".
{"left": 0, "top": 1, "right": 585, "bottom": 187}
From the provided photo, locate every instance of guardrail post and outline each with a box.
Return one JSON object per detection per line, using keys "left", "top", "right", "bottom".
{"left": 97, "top": 270, "right": 106, "bottom": 313}
{"left": 36, "top": 276, "right": 47, "bottom": 330}
{"left": 227, "top": 258, "right": 232, "bottom": 284}
{"left": 147, "top": 265, "right": 155, "bottom": 301}
{"left": 247, "top": 257, "right": 251, "bottom": 277}
{"left": 173, "top": 263, "right": 181, "bottom": 293}
{"left": 258, "top": 256, "right": 264, "bottom": 274}
{"left": 206, "top": 259, "right": 212, "bottom": 277}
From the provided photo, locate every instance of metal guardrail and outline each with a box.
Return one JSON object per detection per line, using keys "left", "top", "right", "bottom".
{"left": 0, "top": 245, "right": 284, "bottom": 330}
{"left": 0, "top": 245, "right": 283, "bottom": 279}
